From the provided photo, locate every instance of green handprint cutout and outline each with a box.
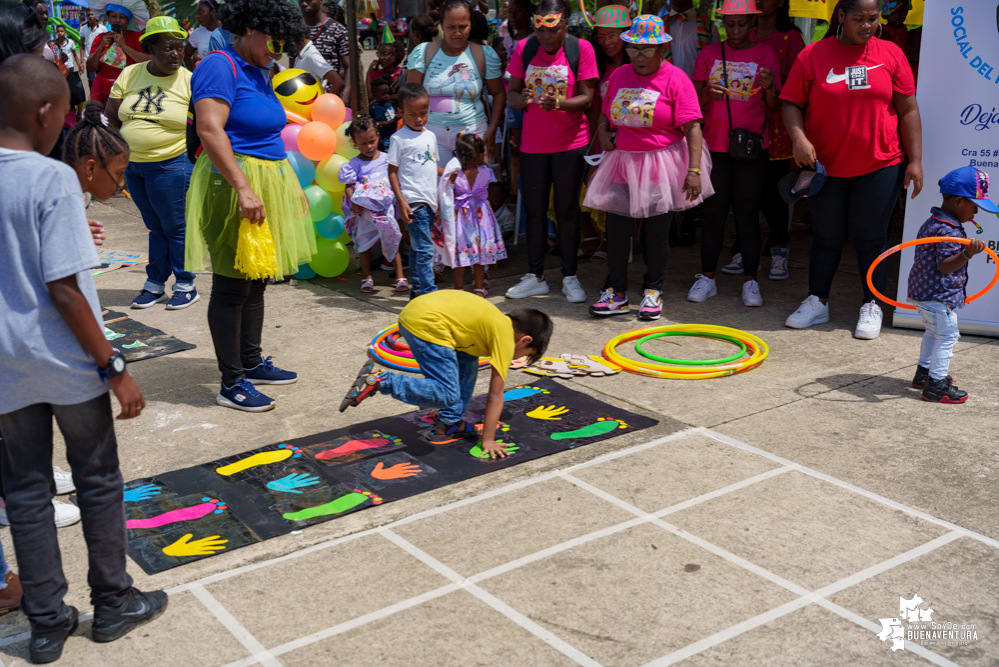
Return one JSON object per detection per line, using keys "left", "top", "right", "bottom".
{"left": 282, "top": 489, "right": 382, "bottom": 521}
{"left": 469, "top": 440, "right": 520, "bottom": 459}
{"left": 550, "top": 418, "right": 629, "bottom": 440}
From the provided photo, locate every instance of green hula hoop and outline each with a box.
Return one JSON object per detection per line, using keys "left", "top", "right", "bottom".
{"left": 635, "top": 332, "right": 748, "bottom": 366}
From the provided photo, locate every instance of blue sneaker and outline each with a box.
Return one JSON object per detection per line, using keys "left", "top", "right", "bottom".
{"left": 165, "top": 289, "right": 200, "bottom": 310}
{"left": 720, "top": 253, "right": 744, "bottom": 275}
{"left": 769, "top": 248, "right": 789, "bottom": 280}
{"left": 216, "top": 379, "right": 275, "bottom": 412}
{"left": 244, "top": 356, "right": 298, "bottom": 385}
{"left": 131, "top": 290, "right": 168, "bottom": 309}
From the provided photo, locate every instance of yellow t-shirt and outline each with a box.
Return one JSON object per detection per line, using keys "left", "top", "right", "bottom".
{"left": 399, "top": 291, "right": 515, "bottom": 380}
{"left": 110, "top": 63, "right": 192, "bottom": 162}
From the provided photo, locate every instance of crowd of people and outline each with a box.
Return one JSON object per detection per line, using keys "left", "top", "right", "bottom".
{"left": 0, "top": 0, "right": 976, "bottom": 663}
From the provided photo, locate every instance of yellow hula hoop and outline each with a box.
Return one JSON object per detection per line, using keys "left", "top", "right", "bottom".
{"left": 603, "top": 324, "right": 769, "bottom": 379}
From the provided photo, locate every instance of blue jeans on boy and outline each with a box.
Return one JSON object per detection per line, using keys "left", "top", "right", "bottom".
{"left": 911, "top": 299, "right": 961, "bottom": 381}
{"left": 408, "top": 203, "right": 438, "bottom": 298}
{"left": 378, "top": 324, "right": 478, "bottom": 424}
{"left": 125, "top": 153, "right": 195, "bottom": 295}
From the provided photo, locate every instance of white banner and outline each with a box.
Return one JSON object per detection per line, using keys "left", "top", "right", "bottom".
{"left": 894, "top": 2, "right": 999, "bottom": 337}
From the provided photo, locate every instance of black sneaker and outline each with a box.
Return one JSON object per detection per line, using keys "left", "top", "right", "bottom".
{"left": 911, "top": 365, "right": 953, "bottom": 389}
{"left": 921, "top": 378, "right": 968, "bottom": 404}
{"left": 29, "top": 606, "right": 78, "bottom": 664}
{"left": 92, "top": 588, "right": 168, "bottom": 643}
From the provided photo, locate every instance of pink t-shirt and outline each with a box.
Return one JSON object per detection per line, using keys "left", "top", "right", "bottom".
{"left": 506, "top": 38, "right": 599, "bottom": 154}
{"left": 603, "top": 62, "right": 702, "bottom": 152}
{"left": 692, "top": 41, "right": 781, "bottom": 153}
{"left": 593, "top": 62, "right": 623, "bottom": 121}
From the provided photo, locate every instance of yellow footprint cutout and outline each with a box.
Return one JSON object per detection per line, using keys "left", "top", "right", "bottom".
{"left": 215, "top": 444, "right": 303, "bottom": 476}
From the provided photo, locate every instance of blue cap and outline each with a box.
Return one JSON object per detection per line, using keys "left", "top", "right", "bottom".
{"left": 778, "top": 161, "right": 827, "bottom": 204}
{"left": 940, "top": 165, "right": 999, "bottom": 213}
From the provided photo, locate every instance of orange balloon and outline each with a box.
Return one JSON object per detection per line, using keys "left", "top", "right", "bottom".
{"left": 312, "top": 94, "right": 346, "bottom": 129}
{"left": 297, "top": 121, "right": 337, "bottom": 161}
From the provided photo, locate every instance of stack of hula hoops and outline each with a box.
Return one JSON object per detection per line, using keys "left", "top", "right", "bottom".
{"left": 368, "top": 324, "right": 491, "bottom": 373}
{"left": 603, "top": 324, "right": 769, "bottom": 380}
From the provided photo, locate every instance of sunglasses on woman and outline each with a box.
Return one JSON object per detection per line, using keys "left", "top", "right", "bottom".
{"left": 625, "top": 45, "right": 657, "bottom": 59}
{"left": 265, "top": 35, "right": 285, "bottom": 54}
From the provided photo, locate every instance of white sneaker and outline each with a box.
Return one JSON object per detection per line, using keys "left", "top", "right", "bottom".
{"left": 53, "top": 466, "right": 75, "bottom": 495}
{"left": 0, "top": 502, "right": 81, "bottom": 528}
{"left": 785, "top": 295, "right": 829, "bottom": 329}
{"left": 505, "top": 274, "right": 549, "bottom": 299}
{"left": 562, "top": 276, "right": 586, "bottom": 303}
{"left": 742, "top": 280, "right": 763, "bottom": 307}
{"left": 52, "top": 500, "right": 81, "bottom": 528}
{"left": 686, "top": 275, "right": 717, "bottom": 302}
{"left": 854, "top": 300, "right": 883, "bottom": 340}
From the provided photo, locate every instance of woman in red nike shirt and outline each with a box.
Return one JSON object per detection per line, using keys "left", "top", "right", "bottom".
{"left": 780, "top": 0, "right": 921, "bottom": 340}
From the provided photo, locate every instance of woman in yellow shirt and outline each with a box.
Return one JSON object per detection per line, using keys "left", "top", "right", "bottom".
{"left": 107, "top": 17, "right": 198, "bottom": 310}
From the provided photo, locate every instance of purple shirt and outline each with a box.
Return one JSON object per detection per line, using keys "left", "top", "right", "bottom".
{"left": 907, "top": 207, "right": 969, "bottom": 309}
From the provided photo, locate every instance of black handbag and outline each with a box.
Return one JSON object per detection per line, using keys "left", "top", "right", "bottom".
{"left": 722, "top": 42, "right": 763, "bottom": 161}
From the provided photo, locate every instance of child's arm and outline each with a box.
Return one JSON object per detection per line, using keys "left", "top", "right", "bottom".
{"left": 478, "top": 369, "right": 509, "bottom": 459}
{"left": 939, "top": 239, "right": 985, "bottom": 274}
{"left": 47, "top": 275, "right": 145, "bottom": 419}
{"left": 388, "top": 165, "right": 411, "bottom": 223}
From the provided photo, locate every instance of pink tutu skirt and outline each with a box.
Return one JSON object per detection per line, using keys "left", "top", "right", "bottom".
{"left": 583, "top": 140, "right": 713, "bottom": 219}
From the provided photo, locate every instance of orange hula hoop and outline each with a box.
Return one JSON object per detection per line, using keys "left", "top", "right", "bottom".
{"left": 866, "top": 236, "right": 999, "bottom": 310}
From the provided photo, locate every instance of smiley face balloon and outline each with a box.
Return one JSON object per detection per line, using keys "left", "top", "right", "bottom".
{"left": 272, "top": 68, "right": 324, "bottom": 121}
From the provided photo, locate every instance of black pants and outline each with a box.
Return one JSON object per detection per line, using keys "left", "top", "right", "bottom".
{"left": 807, "top": 162, "right": 905, "bottom": 303}
{"left": 68, "top": 71, "right": 86, "bottom": 108}
{"left": 520, "top": 146, "right": 588, "bottom": 277}
{"left": 606, "top": 212, "right": 673, "bottom": 293}
{"left": 762, "top": 157, "right": 793, "bottom": 247}
{"left": 701, "top": 150, "right": 767, "bottom": 278}
{"left": 208, "top": 273, "right": 267, "bottom": 386}
{"left": 0, "top": 393, "right": 132, "bottom": 631}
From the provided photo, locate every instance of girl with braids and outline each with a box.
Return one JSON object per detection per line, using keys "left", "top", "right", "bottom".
{"left": 186, "top": 0, "right": 316, "bottom": 412}
{"left": 781, "top": 0, "right": 921, "bottom": 339}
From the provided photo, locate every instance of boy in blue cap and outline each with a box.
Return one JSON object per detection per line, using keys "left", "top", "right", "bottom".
{"left": 906, "top": 166, "right": 995, "bottom": 403}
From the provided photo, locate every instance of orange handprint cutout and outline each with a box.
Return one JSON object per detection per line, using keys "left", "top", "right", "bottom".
{"left": 370, "top": 461, "right": 422, "bottom": 480}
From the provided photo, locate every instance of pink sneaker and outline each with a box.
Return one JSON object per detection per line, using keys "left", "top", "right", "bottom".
{"left": 588, "top": 289, "right": 629, "bottom": 317}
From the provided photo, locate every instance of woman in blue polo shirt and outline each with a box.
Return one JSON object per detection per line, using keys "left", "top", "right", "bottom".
{"left": 185, "top": 0, "right": 315, "bottom": 413}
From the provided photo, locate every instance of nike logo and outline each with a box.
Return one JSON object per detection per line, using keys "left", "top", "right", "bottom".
{"left": 826, "top": 63, "right": 884, "bottom": 84}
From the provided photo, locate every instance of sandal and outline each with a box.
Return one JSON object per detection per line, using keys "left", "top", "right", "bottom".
{"left": 360, "top": 277, "right": 375, "bottom": 293}
{"left": 394, "top": 277, "right": 410, "bottom": 292}
{"left": 426, "top": 418, "right": 479, "bottom": 443}
{"left": 339, "top": 360, "right": 378, "bottom": 412}
{"left": 578, "top": 236, "right": 600, "bottom": 260}
{"left": 474, "top": 288, "right": 488, "bottom": 297}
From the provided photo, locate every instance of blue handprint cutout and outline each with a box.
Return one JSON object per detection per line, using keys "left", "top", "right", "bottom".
{"left": 267, "top": 473, "right": 322, "bottom": 494}
{"left": 123, "top": 484, "right": 161, "bottom": 502}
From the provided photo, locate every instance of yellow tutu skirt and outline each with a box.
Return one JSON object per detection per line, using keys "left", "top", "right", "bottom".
{"left": 185, "top": 153, "right": 317, "bottom": 280}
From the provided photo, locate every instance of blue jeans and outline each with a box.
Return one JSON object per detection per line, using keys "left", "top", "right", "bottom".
{"left": 379, "top": 324, "right": 478, "bottom": 424}
{"left": 126, "top": 154, "right": 195, "bottom": 294}
{"left": 911, "top": 299, "right": 961, "bottom": 381}
{"left": 408, "top": 203, "right": 438, "bottom": 298}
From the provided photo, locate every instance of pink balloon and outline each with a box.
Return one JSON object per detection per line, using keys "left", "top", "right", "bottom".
{"left": 281, "top": 124, "right": 302, "bottom": 153}
{"left": 343, "top": 107, "right": 353, "bottom": 122}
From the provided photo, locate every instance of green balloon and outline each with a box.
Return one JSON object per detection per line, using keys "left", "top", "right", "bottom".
{"left": 335, "top": 231, "right": 351, "bottom": 245}
{"left": 304, "top": 184, "right": 333, "bottom": 222}
{"left": 309, "top": 237, "right": 350, "bottom": 277}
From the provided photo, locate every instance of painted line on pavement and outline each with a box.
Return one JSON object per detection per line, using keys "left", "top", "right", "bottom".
{"left": 189, "top": 583, "right": 283, "bottom": 667}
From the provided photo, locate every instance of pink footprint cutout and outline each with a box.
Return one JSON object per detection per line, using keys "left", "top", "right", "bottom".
{"left": 315, "top": 438, "right": 389, "bottom": 460}
{"left": 126, "top": 498, "right": 226, "bottom": 529}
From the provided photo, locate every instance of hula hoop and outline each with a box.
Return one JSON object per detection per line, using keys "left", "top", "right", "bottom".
{"left": 635, "top": 331, "right": 747, "bottom": 366}
{"left": 368, "top": 325, "right": 491, "bottom": 374}
{"left": 603, "top": 324, "right": 768, "bottom": 379}
{"left": 866, "top": 237, "right": 999, "bottom": 310}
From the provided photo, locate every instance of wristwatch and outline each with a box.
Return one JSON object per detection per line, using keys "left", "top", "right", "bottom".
{"left": 98, "top": 350, "right": 127, "bottom": 382}
{"left": 687, "top": 168, "right": 702, "bottom": 175}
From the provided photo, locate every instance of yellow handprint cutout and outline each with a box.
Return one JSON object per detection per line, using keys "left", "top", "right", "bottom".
{"left": 526, "top": 405, "right": 570, "bottom": 421}
{"left": 162, "top": 533, "right": 228, "bottom": 557}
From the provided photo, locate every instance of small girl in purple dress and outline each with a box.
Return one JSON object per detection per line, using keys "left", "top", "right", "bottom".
{"left": 435, "top": 133, "right": 507, "bottom": 296}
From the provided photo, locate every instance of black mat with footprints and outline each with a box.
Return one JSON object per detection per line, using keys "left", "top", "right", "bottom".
{"left": 103, "top": 310, "right": 196, "bottom": 362}
{"left": 124, "top": 378, "right": 658, "bottom": 574}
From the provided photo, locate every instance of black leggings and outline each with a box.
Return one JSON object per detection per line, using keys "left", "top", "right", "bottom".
{"left": 606, "top": 212, "right": 673, "bottom": 293}
{"left": 520, "top": 146, "right": 588, "bottom": 277}
{"left": 701, "top": 150, "right": 767, "bottom": 278}
{"left": 762, "top": 157, "right": 793, "bottom": 247}
{"left": 807, "top": 162, "right": 905, "bottom": 303}
{"left": 208, "top": 273, "right": 267, "bottom": 386}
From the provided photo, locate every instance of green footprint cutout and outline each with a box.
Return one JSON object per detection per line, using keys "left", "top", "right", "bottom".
{"left": 469, "top": 440, "right": 519, "bottom": 459}
{"left": 282, "top": 489, "right": 382, "bottom": 521}
{"left": 122, "top": 340, "right": 147, "bottom": 349}
{"left": 550, "top": 418, "right": 628, "bottom": 441}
